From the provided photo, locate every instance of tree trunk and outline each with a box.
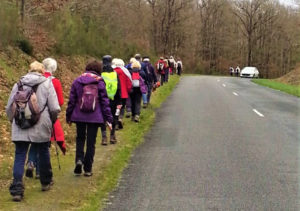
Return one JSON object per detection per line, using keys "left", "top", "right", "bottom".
{"left": 21, "top": 0, "right": 25, "bottom": 23}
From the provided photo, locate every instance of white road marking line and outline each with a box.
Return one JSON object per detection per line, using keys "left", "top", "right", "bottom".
{"left": 253, "top": 109, "right": 264, "bottom": 117}
{"left": 233, "top": 92, "right": 238, "bottom": 96}
{"left": 222, "top": 84, "right": 226, "bottom": 87}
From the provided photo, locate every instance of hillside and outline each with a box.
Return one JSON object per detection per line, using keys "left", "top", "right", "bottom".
{"left": 276, "top": 65, "right": 300, "bottom": 86}
{"left": 0, "top": 47, "right": 90, "bottom": 167}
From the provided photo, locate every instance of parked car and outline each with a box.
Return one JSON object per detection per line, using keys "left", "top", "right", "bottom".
{"left": 240, "top": 67, "right": 259, "bottom": 78}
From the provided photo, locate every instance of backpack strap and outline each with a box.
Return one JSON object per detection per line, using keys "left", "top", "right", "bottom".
{"left": 17, "top": 81, "right": 24, "bottom": 91}
{"left": 81, "top": 73, "right": 102, "bottom": 81}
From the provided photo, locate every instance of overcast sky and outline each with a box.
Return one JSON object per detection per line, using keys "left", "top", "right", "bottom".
{"left": 279, "top": 0, "right": 298, "bottom": 7}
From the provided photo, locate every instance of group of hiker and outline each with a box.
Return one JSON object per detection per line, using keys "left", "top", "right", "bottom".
{"left": 5, "top": 54, "right": 183, "bottom": 201}
{"left": 229, "top": 66, "right": 241, "bottom": 77}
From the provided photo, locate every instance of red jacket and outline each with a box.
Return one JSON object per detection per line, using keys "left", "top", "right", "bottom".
{"left": 44, "top": 72, "right": 66, "bottom": 154}
{"left": 155, "top": 60, "right": 167, "bottom": 74}
{"left": 114, "top": 67, "right": 132, "bottom": 99}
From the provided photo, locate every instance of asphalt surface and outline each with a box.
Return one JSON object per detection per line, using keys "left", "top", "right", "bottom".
{"left": 104, "top": 76, "right": 300, "bottom": 211}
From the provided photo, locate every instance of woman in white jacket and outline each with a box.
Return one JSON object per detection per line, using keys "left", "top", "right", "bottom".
{"left": 6, "top": 61, "right": 60, "bottom": 201}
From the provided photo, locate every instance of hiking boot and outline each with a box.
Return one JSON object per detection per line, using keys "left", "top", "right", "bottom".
{"left": 84, "top": 172, "right": 93, "bottom": 177}
{"left": 118, "top": 119, "right": 124, "bottom": 130}
{"left": 12, "top": 195, "right": 22, "bottom": 202}
{"left": 125, "top": 112, "right": 131, "bottom": 118}
{"left": 25, "top": 162, "right": 34, "bottom": 178}
{"left": 74, "top": 160, "right": 83, "bottom": 176}
{"left": 134, "top": 115, "right": 140, "bottom": 122}
{"left": 110, "top": 135, "right": 117, "bottom": 144}
{"left": 9, "top": 181, "right": 24, "bottom": 201}
{"left": 101, "top": 137, "right": 108, "bottom": 146}
{"left": 41, "top": 184, "right": 51, "bottom": 191}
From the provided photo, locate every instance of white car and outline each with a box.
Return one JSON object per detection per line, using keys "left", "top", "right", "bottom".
{"left": 240, "top": 67, "right": 259, "bottom": 78}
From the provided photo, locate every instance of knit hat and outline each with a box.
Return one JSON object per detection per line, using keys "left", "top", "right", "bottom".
{"left": 42, "top": 58, "right": 57, "bottom": 74}
{"left": 29, "top": 61, "right": 45, "bottom": 74}
{"left": 134, "top": 54, "right": 141, "bottom": 60}
{"left": 143, "top": 58, "right": 150, "bottom": 62}
{"left": 102, "top": 55, "right": 112, "bottom": 66}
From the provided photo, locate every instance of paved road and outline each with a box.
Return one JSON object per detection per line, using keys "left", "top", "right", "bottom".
{"left": 104, "top": 76, "right": 300, "bottom": 210}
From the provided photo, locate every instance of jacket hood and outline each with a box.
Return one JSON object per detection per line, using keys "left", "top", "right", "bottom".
{"left": 20, "top": 72, "right": 47, "bottom": 86}
{"left": 78, "top": 72, "right": 101, "bottom": 85}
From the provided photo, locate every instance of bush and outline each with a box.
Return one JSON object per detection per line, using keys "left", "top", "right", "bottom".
{"left": 0, "top": 1, "right": 22, "bottom": 48}
{"left": 49, "top": 10, "right": 155, "bottom": 61}
{"left": 17, "top": 39, "right": 33, "bottom": 55}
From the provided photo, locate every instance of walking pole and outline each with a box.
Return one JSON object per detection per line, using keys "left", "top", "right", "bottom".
{"left": 52, "top": 125, "right": 61, "bottom": 170}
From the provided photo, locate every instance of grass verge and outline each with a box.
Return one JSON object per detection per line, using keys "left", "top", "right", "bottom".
{"left": 0, "top": 75, "right": 180, "bottom": 211}
{"left": 252, "top": 79, "right": 300, "bottom": 97}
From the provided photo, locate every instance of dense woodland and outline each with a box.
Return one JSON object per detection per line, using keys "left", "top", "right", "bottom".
{"left": 0, "top": 0, "right": 300, "bottom": 78}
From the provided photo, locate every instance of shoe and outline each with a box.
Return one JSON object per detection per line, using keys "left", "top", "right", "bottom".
{"left": 41, "top": 184, "right": 51, "bottom": 191}
{"left": 143, "top": 103, "right": 147, "bottom": 109}
{"left": 35, "top": 174, "right": 40, "bottom": 179}
{"left": 125, "top": 112, "right": 131, "bottom": 118}
{"left": 110, "top": 135, "right": 117, "bottom": 144}
{"left": 12, "top": 195, "right": 22, "bottom": 202}
{"left": 134, "top": 115, "right": 140, "bottom": 122}
{"left": 74, "top": 160, "right": 83, "bottom": 176}
{"left": 101, "top": 137, "right": 108, "bottom": 146}
{"left": 25, "top": 162, "right": 34, "bottom": 178}
{"left": 118, "top": 119, "right": 123, "bottom": 130}
{"left": 84, "top": 172, "right": 93, "bottom": 177}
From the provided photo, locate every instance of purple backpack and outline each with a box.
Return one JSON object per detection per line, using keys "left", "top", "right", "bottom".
{"left": 79, "top": 83, "right": 99, "bottom": 113}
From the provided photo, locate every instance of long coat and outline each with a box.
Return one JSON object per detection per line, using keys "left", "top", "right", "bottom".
{"left": 6, "top": 72, "right": 61, "bottom": 143}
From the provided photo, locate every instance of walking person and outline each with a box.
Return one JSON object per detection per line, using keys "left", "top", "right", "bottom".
{"left": 236, "top": 66, "right": 241, "bottom": 77}
{"left": 130, "top": 60, "right": 147, "bottom": 122}
{"left": 66, "top": 60, "right": 113, "bottom": 177}
{"left": 156, "top": 57, "right": 167, "bottom": 86}
{"left": 6, "top": 61, "right": 60, "bottom": 201}
{"left": 100, "top": 55, "right": 122, "bottom": 145}
{"left": 164, "top": 57, "right": 170, "bottom": 83}
{"left": 142, "top": 57, "right": 157, "bottom": 105}
{"left": 177, "top": 58, "right": 183, "bottom": 76}
{"left": 112, "top": 58, "right": 132, "bottom": 130}
{"left": 25, "top": 58, "right": 66, "bottom": 179}
{"left": 125, "top": 57, "right": 136, "bottom": 118}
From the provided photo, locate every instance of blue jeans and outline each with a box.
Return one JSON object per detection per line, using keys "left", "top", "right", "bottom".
{"left": 12, "top": 141, "right": 52, "bottom": 185}
{"left": 142, "top": 93, "right": 147, "bottom": 104}
{"left": 147, "top": 84, "right": 152, "bottom": 103}
{"left": 28, "top": 144, "right": 40, "bottom": 175}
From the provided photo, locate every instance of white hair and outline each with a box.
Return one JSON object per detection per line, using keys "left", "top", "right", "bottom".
{"left": 112, "top": 58, "right": 125, "bottom": 68}
{"left": 42, "top": 58, "right": 57, "bottom": 74}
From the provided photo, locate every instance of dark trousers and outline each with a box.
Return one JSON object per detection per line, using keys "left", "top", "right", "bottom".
{"left": 126, "top": 97, "right": 131, "bottom": 113}
{"left": 101, "top": 99, "right": 118, "bottom": 138}
{"left": 130, "top": 87, "right": 142, "bottom": 116}
{"left": 12, "top": 142, "right": 52, "bottom": 185}
{"left": 165, "top": 69, "right": 169, "bottom": 82}
{"left": 177, "top": 68, "right": 182, "bottom": 76}
{"left": 161, "top": 74, "right": 165, "bottom": 86}
{"left": 75, "top": 122, "right": 100, "bottom": 172}
{"left": 119, "top": 98, "right": 127, "bottom": 119}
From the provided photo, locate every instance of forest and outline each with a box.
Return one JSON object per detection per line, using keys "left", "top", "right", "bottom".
{"left": 0, "top": 0, "right": 300, "bottom": 77}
